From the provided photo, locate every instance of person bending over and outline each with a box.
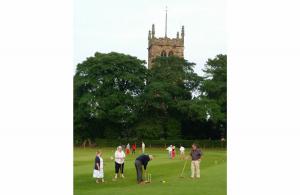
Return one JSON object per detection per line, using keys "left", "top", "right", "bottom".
{"left": 134, "top": 154, "right": 153, "bottom": 184}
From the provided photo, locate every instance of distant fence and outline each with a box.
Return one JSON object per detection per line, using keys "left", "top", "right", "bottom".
{"left": 86, "top": 138, "right": 227, "bottom": 149}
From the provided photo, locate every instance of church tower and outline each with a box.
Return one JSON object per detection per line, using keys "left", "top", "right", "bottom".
{"left": 147, "top": 8, "right": 185, "bottom": 69}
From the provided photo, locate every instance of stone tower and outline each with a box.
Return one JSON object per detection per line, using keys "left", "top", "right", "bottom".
{"left": 147, "top": 25, "right": 185, "bottom": 69}
{"left": 147, "top": 8, "right": 185, "bottom": 69}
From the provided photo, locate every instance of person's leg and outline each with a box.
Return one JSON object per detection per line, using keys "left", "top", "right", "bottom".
{"left": 191, "top": 161, "right": 195, "bottom": 178}
{"left": 100, "top": 169, "right": 104, "bottom": 182}
{"left": 121, "top": 163, "right": 125, "bottom": 177}
{"left": 135, "top": 161, "right": 139, "bottom": 182}
{"left": 120, "top": 163, "right": 123, "bottom": 173}
{"left": 135, "top": 160, "right": 143, "bottom": 183}
{"left": 115, "top": 162, "right": 120, "bottom": 178}
{"left": 195, "top": 160, "right": 200, "bottom": 178}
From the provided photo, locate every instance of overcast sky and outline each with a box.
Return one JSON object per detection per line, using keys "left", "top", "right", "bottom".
{"left": 74, "top": 0, "right": 226, "bottom": 75}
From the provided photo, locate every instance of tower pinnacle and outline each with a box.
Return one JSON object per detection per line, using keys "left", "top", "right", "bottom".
{"left": 165, "top": 6, "right": 168, "bottom": 38}
{"left": 152, "top": 24, "right": 155, "bottom": 38}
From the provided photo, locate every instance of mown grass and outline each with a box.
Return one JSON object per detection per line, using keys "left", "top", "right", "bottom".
{"left": 74, "top": 147, "right": 226, "bottom": 195}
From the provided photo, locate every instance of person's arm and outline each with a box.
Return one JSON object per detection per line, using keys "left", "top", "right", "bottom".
{"left": 114, "top": 151, "right": 118, "bottom": 159}
{"left": 199, "top": 150, "right": 203, "bottom": 159}
{"left": 197, "top": 150, "right": 201, "bottom": 160}
{"left": 97, "top": 157, "right": 100, "bottom": 170}
{"left": 144, "top": 161, "right": 148, "bottom": 170}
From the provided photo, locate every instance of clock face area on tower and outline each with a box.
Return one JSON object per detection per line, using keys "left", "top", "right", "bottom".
{"left": 147, "top": 24, "right": 185, "bottom": 69}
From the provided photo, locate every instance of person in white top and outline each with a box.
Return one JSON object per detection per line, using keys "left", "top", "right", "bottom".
{"left": 114, "top": 146, "right": 126, "bottom": 179}
{"left": 179, "top": 145, "right": 185, "bottom": 160}
{"left": 166, "top": 145, "right": 172, "bottom": 159}
{"left": 141, "top": 141, "right": 145, "bottom": 153}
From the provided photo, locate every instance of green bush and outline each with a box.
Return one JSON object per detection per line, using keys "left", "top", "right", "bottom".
{"left": 164, "top": 118, "right": 181, "bottom": 139}
{"left": 133, "top": 118, "right": 164, "bottom": 139}
{"left": 93, "top": 138, "right": 226, "bottom": 149}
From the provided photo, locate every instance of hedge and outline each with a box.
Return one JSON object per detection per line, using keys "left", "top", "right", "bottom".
{"left": 92, "top": 138, "right": 226, "bottom": 149}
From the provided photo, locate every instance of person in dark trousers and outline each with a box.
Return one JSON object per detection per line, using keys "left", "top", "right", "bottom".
{"left": 114, "top": 146, "right": 126, "bottom": 179}
{"left": 134, "top": 154, "right": 153, "bottom": 184}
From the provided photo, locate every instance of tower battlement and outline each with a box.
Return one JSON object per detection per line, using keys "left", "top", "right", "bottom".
{"left": 148, "top": 37, "right": 184, "bottom": 47}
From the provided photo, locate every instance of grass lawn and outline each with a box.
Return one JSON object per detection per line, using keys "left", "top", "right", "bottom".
{"left": 74, "top": 147, "right": 226, "bottom": 195}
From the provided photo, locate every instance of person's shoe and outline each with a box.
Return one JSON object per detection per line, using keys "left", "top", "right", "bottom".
{"left": 114, "top": 174, "right": 118, "bottom": 179}
{"left": 138, "top": 181, "right": 145, "bottom": 184}
{"left": 121, "top": 174, "right": 125, "bottom": 178}
{"left": 196, "top": 176, "right": 200, "bottom": 179}
{"left": 96, "top": 180, "right": 99, "bottom": 183}
{"left": 190, "top": 176, "right": 194, "bottom": 179}
{"left": 101, "top": 179, "right": 105, "bottom": 182}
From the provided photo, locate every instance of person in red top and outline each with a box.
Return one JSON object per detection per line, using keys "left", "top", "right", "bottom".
{"left": 125, "top": 143, "right": 130, "bottom": 155}
{"left": 171, "top": 145, "right": 176, "bottom": 159}
{"left": 132, "top": 143, "right": 136, "bottom": 155}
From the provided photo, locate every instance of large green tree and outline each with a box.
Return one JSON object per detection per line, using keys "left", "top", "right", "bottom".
{"left": 74, "top": 52, "right": 148, "bottom": 140}
{"left": 135, "top": 56, "right": 201, "bottom": 139}
{"left": 199, "top": 54, "right": 227, "bottom": 138}
{"left": 176, "top": 54, "right": 227, "bottom": 139}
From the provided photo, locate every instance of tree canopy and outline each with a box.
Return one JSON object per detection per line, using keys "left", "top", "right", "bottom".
{"left": 74, "top": 52, "right": 227, "bottom": 141}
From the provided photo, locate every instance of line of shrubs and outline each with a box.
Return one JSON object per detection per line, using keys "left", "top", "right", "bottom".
{"left": 91, "top": 138, "right": 226, "bottom": 149}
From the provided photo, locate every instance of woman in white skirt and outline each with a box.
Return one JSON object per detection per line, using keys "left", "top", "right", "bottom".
{"left": 93, "top": 151, "right": 104, "bottom": 183}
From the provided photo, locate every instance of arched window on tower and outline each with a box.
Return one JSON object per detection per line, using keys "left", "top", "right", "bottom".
{"left": 161, "top": 50, "right": 167, "bottom": 57}
{"left": 168, "top": 51, "right": 174, "bottom": 56}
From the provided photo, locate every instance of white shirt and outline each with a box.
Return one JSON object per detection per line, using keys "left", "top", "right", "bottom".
{"left": 114, "top": 150, "right": 125, "bottom": 164}
{"left": 167, "top": 146, "right": 172, "bottom": 152}
{"left": 180, "top": 146, "right": 185, "bottom": 153}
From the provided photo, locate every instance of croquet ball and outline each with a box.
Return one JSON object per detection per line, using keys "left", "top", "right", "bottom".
{"left": 163, "top": 181, "right": 166, "bottom": 183}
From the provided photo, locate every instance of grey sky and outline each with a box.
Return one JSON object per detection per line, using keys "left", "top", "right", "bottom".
{"left": 74, "top": 0, "right": 226, "bottom": 75}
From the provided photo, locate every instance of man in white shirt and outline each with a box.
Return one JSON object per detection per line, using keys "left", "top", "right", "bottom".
{"left": 166, "top": 145, "right": 172, "bottom": 159}
{"left": 114, "top": 146, "right": 126, "bottom": 179}
{"left": 179, "top": 145, "right": 185, "bottom": 160}
{"left": 142, "top": 141, "right": 145, "bottom": 153}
